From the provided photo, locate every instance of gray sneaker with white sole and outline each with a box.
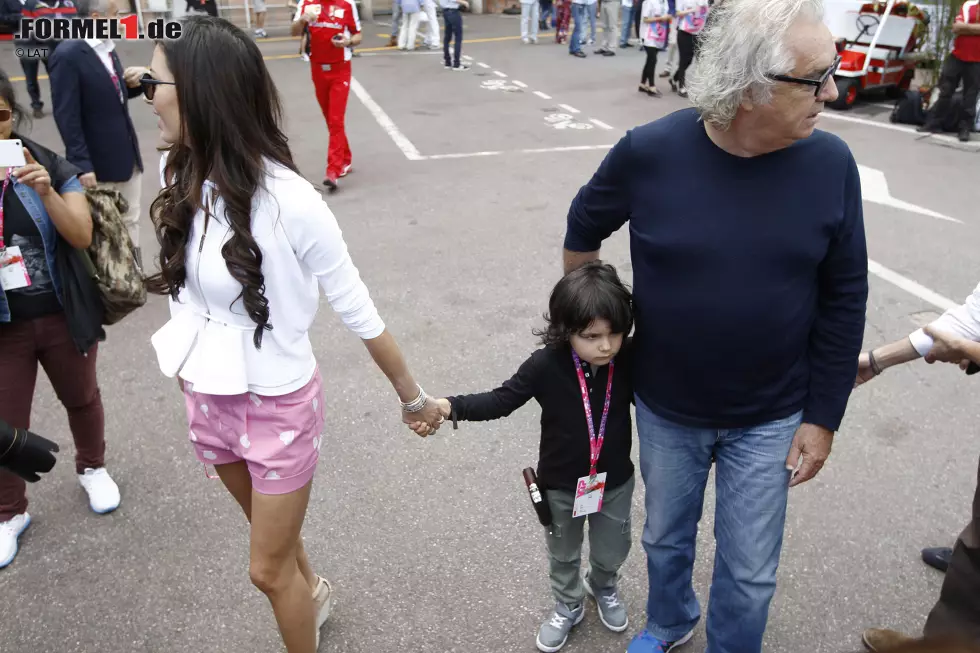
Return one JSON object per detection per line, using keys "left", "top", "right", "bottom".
{"left": 536, "top": 602, "right": 584, "bottom": 652}
{"left": 585, "top": 575, "right": 628, "bottom": 632}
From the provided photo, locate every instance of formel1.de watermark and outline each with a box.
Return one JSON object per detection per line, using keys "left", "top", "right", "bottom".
{"left": 14, "top": 16, "right": 182, "bottom": 46}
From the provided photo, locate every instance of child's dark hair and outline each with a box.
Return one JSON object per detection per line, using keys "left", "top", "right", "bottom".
{"left": 535, "top": 261, "right": 633, "bottom": 347}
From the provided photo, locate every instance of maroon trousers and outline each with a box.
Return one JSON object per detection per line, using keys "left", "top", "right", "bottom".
{"left": 0, "top": 314, "right": 104, "bottom": 521}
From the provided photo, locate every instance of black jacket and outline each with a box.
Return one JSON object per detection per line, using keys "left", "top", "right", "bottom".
{"left": 449, "top": 340, "right": 635, "bottom": 492}
{"left": 47, "top": 39, "right": 144, "bottom": 182}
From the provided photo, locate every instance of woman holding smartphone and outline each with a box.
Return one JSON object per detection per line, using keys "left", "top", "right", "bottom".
{"left": 0, "top": 71, "right": 120, "bottom": 571}
{"left": 141, "top": 17, "right": 443, "bottom": 653}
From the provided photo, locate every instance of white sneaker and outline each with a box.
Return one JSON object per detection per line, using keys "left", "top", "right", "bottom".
{"left": 313, "top": 575, "right": 333, "bottom": 648}
{"left": 0, "top": 513, "right": 31, "bottom": 569}
{"left": 340, "top": 164, "right": 352, "bottom": 178}
{"left": 301, "top": 53, "right": 311, "bottom": 62}
{"left": 78, "top": 468, "right": 120, "bottom": 514}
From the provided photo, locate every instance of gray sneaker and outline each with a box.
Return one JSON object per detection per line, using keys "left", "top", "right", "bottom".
{"left": 536, "top": 602, "right": 584, "bottom": 652}
{"left": 585, "top": 575, "right": 628, "bottom": 632}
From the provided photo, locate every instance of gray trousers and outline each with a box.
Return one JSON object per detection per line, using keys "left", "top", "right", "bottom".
{"left": 544, "top": 474, "right": 634, "bottom": 606}
{"left": 599, "top": 1, "right": 618, "bottom": 50}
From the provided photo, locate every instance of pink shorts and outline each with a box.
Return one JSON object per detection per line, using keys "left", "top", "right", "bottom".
{"left": 182, "top": 369, "right": 325, "bottom": 495}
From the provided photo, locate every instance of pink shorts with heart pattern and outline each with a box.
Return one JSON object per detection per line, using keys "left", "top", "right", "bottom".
{"left": 182, "top": 369, "right": 325, "bottom": 495}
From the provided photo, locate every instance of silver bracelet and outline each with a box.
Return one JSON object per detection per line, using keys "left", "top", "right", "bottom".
{"left": 400, "top": 386, "right": 427, "bottom": 413}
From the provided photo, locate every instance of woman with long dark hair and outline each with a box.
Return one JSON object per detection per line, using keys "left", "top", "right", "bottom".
{"left": 0, "top": 71, "right": 120, "bottom": 570}
{"left": 142, "top": 16, "right": 444, "bottom": 653}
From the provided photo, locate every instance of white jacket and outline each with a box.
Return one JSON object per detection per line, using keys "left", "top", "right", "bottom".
{"left": 151, "top": 154, "right": 386, "bottom": 397}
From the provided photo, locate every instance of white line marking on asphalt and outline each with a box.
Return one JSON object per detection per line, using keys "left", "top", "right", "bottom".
{"left": 477, "top": 62, "right": 491, "bottom": 69}
{"left": 589, "top": 118, "right": 613, "bottom": 130}
{"left": 868, "top": 260, "right": 958, "bottom": 311}
{"left": 513, "top": 80, "right": 528, "bottom": 88}
{"left": 493, "top": 70, "right": 508, "bottom": 77}
{"left": 350, "top": 78, "right": 423, "bottom": 161}
{"left": 534, "top": 91, "right": 552, "bottom": 99}
{"left": 462, "top": 55, "right": 473, "bottom": 61}
{"left": 857, "top": 165, "right": 962, "bottom": 223}
{"left": 820, "top": 112, "right": 980, "bottom": 149}
{"left": 421, "top": 144, "right": 614, "bottom": 160}
{"left": 424, "top": 151, "right": 504, "bottom": 160}
{"left": 558, "top": 103, "right": 580, "bottom": 114}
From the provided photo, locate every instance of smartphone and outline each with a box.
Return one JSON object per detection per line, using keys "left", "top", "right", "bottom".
{"left": 0, "top": 139, "right": 26, "bottom": 168}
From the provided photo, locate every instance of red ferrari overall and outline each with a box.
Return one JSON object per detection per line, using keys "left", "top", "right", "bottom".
{"left": 295, "top": 0, "right": 360, "bottom": 182}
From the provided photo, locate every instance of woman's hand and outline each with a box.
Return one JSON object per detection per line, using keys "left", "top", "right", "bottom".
{"left": 12, "top": 149, "right": 52, "bottom": 197}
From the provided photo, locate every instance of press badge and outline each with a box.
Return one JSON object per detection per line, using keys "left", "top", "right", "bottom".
{"left": 572, "top": 472, "right": 606, "bottom": 518}
{"left": 0, "top": 246, "right": 31, "bottom": 291}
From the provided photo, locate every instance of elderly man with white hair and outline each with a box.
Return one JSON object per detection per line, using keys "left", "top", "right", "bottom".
{"left": 561, "top": 0, "right": 868, "bottom": 652}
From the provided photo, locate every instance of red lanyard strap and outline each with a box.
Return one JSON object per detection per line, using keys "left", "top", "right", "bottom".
{"left": 571, "top": 350, "right": 615, "bottom": 480}
{"left": 0, "top": 169, "right": 12, "bottom": 251}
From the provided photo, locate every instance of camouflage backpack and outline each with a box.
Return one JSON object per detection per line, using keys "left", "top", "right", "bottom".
{"left": 84, "top": 188, "right": 146, "bottom": 325}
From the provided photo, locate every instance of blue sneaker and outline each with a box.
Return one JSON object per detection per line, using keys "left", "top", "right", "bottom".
{"left": 626, "top": 629, "right": 694, "bottom": 653}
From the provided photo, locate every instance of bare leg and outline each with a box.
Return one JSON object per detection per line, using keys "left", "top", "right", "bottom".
{"left": 250, "top": 482, "right": 316, "bottom": 653}
{"left": 215, "top": 462, "right": 316, "bottom": 590}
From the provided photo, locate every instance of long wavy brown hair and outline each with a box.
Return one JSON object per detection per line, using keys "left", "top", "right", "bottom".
{"left": 144, "top": 16, "right": 299, "bottom": 348}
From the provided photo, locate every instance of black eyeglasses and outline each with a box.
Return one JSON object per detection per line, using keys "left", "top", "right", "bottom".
{"left": 140, "top": 72, "right": 176, "bottom": 101}
{"left": 767, "top": 55, "right": 842, "bottom": 97}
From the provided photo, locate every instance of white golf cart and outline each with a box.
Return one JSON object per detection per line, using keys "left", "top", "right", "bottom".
{"left": 824, "top": 0, "right": 924, "bottom": 110}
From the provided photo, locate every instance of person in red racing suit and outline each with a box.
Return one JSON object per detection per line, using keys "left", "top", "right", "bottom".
{"left": 291, "top": 0, "right": 362, "bottom": 191}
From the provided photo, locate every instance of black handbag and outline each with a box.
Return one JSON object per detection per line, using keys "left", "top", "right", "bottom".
{"left": 55, "top": 237, "right": 106, "bottom": 355}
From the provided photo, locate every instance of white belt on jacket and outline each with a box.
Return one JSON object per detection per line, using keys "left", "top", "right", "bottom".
{"left": 151, "top": 307, "right": 254, "bottom": 396}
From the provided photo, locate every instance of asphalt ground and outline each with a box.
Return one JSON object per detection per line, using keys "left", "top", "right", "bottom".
{"left": 1, "top": 14, "right": 979, "bottom": 653}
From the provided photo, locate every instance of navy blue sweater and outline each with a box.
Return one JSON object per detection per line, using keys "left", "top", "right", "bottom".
{"left": 564, "top": 109, "right": 868, "bottom": 431}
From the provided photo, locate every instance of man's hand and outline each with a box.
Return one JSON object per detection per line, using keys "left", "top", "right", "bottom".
{"left": 123, "top": 66, "right": 149, "bottom": 89}
{"left": 854, "top": 352, "right": 876, "bottom": 387}
{"left": 331, "top": 34, "right": 350, "bottom": 48}
{"left": 79, "top": 172, "right": 97, "bottom": 189}
{"left": 923, "top": 325, "right": 972, "bottom": 364}
{"left": 458, "top": 0, "right": 469, "bottom": 9}
{"left": 785, "top": 422, "right": 834, "bottom": 488}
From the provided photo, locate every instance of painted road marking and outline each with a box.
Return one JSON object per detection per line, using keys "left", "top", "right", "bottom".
{"left": 544, "top": 113, "right": 593, "bottom": 130}
{"left": 422, "top": 145, "right": 616, "bottom": 160}
{"left": 858, "top": 165, "right": 961, "bottom": 223}
{"left": 462, "top": 55, "right": 473, "bottom": 61}
{"left": 493, "top": 70, "right": 508, "bottom": 77}
{"left": 534, "top": 91, "right": 552, "bottom": 100}
{"left": 478, "top": 62, "right": 491, "bottom": 69}
{"left": 868, "top": 260, "right": 958, "bottom": 311}
{"left": 589, "top": 119, "right": 613, "bottom": 130}
{"left": 513, "top": 81, "right": 528, "bottom": 88}
{"left": 350, "top": 78, "right": 422, "bottom": 161}
{"left": 481, "top": 79, "right": 523, "bottom": 92}
{"left": 558, "top": 103, "right": 580, "bottom": 114}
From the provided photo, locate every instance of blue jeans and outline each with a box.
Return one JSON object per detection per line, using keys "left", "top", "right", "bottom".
{"left": 619, "top": 4, "right": 633, "bottom": 45}
{"left": 569, "top": 3, "right": 586, "bottom": 53}
{"left": 636, "top": 399, "right": 802, "bottom": 653}
{"left": 586, "top": 2, "right": 596, "bottom": 41}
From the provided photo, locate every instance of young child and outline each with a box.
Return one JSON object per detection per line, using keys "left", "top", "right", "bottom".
{"left": 425, "top": 262, "right": 636, "bottom": 653}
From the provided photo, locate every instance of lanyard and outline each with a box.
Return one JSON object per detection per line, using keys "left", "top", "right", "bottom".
{"left": 571, "top": 350, "right": 615, "bottom": 481}
{"left": 0, "top": 168, "right": 12, "bottom": 251}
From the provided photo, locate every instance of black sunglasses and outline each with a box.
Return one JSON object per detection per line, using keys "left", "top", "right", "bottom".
{"left": 140, "top": 72, "right": 176, "bottom": 101}
{"left": 767, "top": 55, "right": 842, "bottom": 97}
{"left": 0, "top": 109, "right": 11, "bottom": 122}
